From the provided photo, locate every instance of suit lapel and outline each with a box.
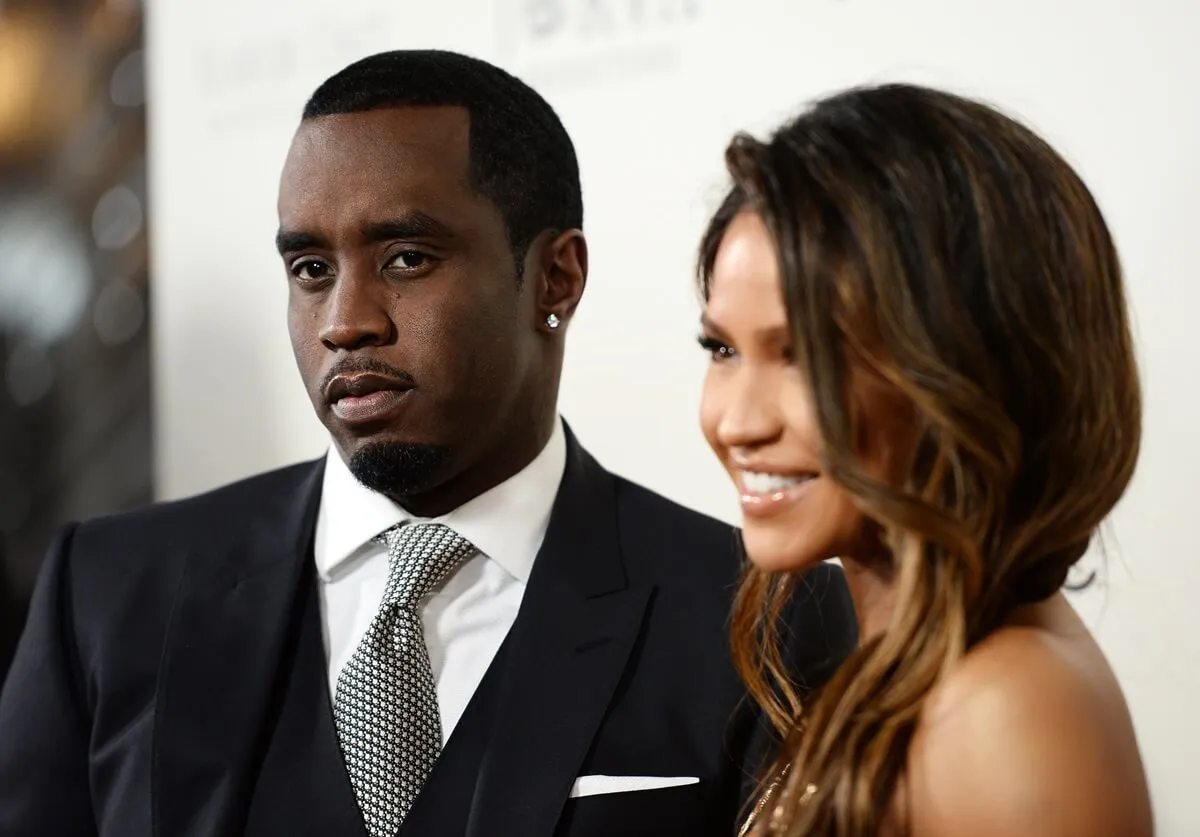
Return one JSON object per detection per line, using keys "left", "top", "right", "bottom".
{"left": 465, "top": 431, "right": 654, "bottom": 837}
{"left": 152, "top": 460, "right": 331, "bottom": 837}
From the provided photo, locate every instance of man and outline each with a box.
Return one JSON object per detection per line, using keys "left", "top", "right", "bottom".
{"left": 0, "top": 50, "right": 857, "bottom": 837}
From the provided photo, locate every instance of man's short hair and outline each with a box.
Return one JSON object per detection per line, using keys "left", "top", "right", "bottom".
{"left": 304, "top": 50, "right": 583, "bottom": 273}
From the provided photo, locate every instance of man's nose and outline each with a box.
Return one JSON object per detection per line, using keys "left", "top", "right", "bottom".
{"left": 318, "top": 269, "right": 393, "bottom": 351}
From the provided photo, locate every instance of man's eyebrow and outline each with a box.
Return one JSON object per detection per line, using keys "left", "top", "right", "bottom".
{"left": 361, "top": 213, "right": 457, "bottom": 243}
{"left": 275, "top": 213, "right": 457, "bottom": 256}
{"left": 275, "top": 230, "right": 327, "bottom": 255}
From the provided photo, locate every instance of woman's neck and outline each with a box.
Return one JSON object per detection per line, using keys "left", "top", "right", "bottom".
{"left": 840, "top": 553, "right": 898, "bottom": 642}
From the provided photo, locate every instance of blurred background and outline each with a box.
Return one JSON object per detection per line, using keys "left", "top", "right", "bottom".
{"left": 2, "top": 0, "right": 1199, "bottom": 832}
{"left": 0, "top": 0, "right": 149, "bottom": 675}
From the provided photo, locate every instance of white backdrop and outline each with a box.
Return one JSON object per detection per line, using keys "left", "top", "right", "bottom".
{"left": 146, "top": 1, "right": 1200, "bottom": 832}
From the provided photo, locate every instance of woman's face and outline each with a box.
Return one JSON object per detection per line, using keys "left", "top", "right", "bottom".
{"left": 700, "top": 211, "right": 891, "bottom": 572}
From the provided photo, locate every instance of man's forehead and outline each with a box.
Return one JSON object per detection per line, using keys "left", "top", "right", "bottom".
{"left": 278, "top": 107, "right": 476, "bottom": 206}
{"left": 288, "top": 105, "right": 471, "bottom": 162}
{"left": 274, "top": 109, "right": 508, "bottom": 242}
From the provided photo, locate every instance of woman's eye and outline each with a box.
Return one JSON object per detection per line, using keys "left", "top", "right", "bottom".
{"left": 387, "top": 250, "right": 432, "bottom": 270}
{"left": 292, "top": 259, "right": 332, "bottom": 283}
{"left": 697, "top": 335, "right": 737, "bottom": 361}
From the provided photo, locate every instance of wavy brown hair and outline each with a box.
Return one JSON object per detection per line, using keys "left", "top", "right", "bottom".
{"left": 700, "top": 84, "right": 1141, "bottom": 835}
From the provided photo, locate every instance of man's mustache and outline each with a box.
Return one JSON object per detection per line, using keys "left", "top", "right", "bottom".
{"left": 320, "top": 357, "right": 417, "bottom": 395}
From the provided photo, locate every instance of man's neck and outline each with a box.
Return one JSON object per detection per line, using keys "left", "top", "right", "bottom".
{"left": 389, "top": 413, "right": 559, "bottom": 519}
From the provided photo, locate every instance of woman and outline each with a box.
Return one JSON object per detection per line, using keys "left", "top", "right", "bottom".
{"left": 698, "top": 84, "right": 1153, "bottom": 836}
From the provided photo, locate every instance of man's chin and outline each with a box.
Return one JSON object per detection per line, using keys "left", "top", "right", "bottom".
{"left": 345, "top": 439, "right": 452, "bottom": 498}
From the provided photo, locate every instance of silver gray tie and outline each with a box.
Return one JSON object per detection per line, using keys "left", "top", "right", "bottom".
{"left": 333, "top": 522, "right": 475, "bottom": 837}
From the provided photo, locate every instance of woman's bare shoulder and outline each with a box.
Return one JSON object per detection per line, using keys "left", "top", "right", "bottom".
{"left": 902, "top": 596, "right": 1153, "bottom": 837}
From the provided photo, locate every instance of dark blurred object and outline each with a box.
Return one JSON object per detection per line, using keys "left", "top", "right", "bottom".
{"left": 0, "top": 0, "right": 151, "bottom": 684}
{"left": 0, "top": 541, "right": 19, "bottom": 677}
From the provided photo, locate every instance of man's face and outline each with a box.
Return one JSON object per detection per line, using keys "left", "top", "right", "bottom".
{"left": 277, "top": 106, "right": 544, "bottom": 513}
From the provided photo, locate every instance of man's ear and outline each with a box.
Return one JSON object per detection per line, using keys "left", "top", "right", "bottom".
{"left": 531, "top": 229, "right": 587, "bottom": 333}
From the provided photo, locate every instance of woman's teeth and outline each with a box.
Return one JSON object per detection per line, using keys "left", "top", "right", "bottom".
{"left": 740, "top": 471, "right": 812, "bottom": 494}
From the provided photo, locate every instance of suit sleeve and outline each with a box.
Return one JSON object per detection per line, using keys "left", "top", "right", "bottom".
{"left": 786, "top": 561, "right": 859, "bottom": 692}
{"left": 0, "top": 524, "right": 99, "bottom": 837}
{"left": 731, "top": 562, "right": 859, "bottom": 815}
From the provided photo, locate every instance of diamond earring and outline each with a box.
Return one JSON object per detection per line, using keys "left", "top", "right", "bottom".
{"left": 546, "top": 313, "right": 560, "bottom": 329}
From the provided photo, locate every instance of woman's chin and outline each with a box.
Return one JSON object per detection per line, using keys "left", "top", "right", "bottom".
{"left": 740, "top": 525, "right": 826, "bottom": 574}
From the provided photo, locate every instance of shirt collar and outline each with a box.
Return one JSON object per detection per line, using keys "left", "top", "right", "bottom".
{"left": 314, "top": 418, "right": 567, "bottom": 584}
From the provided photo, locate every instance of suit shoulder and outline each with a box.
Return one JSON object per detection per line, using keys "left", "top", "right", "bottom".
{"left": 72, "top": 460, "right": 321, "bottom": 553}
{"left": 48, "top": 461, "right": 320, "bottom": 639}
{"left": 610, "top": 475, "right": 740, "bottom": 582}
{"left": 610, "top": 476, "right": 848, "bottom": 587}
{"left": 612, "top": 475, "right": 735, "bottom": 540}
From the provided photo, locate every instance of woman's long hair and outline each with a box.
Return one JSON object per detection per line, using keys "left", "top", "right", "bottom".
{"left": 699, "top": 84, "right": 1141, "bottom": 835}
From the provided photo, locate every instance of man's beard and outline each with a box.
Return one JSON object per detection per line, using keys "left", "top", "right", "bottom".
{"left": 347, "top": 441, "right": 452, "bottom": 498}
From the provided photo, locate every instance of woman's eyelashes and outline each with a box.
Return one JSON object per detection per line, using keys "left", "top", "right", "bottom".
{"left": 697, "top": 335, "right": 737, "bottom": 362}
{"left": 697, "top": 334, "right": 797, "bottom": 364}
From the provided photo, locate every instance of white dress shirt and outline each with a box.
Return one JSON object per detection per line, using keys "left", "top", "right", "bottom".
{"left": 313, "top": 419, "right": 567, "bottom": 743}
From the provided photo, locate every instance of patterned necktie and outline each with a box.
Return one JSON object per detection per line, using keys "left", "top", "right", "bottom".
{"left": 333, "top": 522, "right": 475, "bottom": 837}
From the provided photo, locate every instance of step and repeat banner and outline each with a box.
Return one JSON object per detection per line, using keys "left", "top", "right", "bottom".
{"left": 147, "top": 1, "right": 1199, "bottom": 832}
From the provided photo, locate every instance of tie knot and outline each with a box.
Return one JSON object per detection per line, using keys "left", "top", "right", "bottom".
{"left": 377, "top": 522, "right": 475, "bottom": 608}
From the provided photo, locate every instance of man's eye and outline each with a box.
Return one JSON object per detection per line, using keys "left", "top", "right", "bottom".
{"left": 291, "top": 259, "right": 333, "bottom": 282}
{"left": 387, "top": 251, "right": 432, "bottom": 270}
